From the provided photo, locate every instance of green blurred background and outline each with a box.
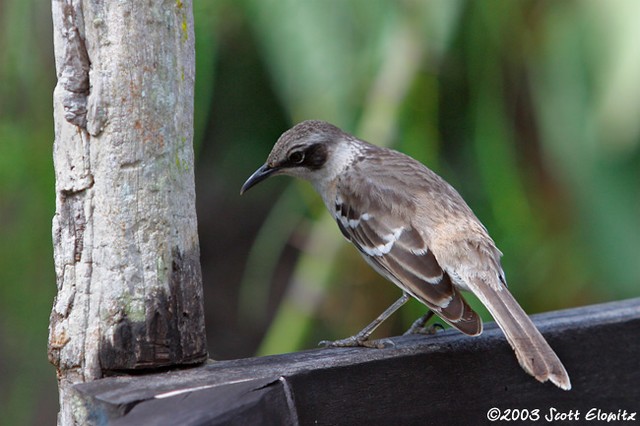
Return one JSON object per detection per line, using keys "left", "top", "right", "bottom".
{"left": 1, "top": 0, "right": 639, "bottom": 424}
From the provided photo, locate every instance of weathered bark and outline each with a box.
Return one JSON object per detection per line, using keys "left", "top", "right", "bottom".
{"left": 48, "top": 0, "right": 207, "bottom": 424}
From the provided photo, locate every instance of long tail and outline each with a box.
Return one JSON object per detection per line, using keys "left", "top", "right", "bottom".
{"left": 470, "top": 278, "right": 571, "bottom": 390}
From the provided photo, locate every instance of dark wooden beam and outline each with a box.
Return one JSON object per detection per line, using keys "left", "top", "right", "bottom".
{"left": 74, "top": 298, "right": 640, "bottom": 425}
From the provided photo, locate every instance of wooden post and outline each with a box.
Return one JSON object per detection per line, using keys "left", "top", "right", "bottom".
{"left": 48, "top": 1, "right": 207, "bottom": 424}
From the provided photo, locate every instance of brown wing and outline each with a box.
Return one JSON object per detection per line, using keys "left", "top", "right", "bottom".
{"left": 334, "top": 188, "right": 482, "bottom": 336}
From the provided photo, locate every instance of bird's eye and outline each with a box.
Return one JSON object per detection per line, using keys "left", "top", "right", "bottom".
{"left": 289, "top": 151, "right": 305, "bottom": 164}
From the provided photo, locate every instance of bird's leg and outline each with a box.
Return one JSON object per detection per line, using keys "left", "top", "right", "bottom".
{"left": 403, "top": 310, "right": 434, "bottom": 335}
{"left": 319, "top": 292, "right": 410, "bottom": 349}
{"left": 403, "top": 310, "right": 444, "bottom": 335}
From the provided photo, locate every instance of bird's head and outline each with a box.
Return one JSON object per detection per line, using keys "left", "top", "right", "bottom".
{"left": 241, "top": 120, "right": 353, "bottom": 194}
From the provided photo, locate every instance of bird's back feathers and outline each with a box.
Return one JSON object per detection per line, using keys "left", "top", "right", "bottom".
{"left": 331, "top": 141, "right": 570, "bottom": 388}
{"left": 332, "top": 143, "right": 486, "bottom": 336}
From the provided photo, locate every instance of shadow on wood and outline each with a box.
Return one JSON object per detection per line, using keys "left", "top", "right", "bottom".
{"left": 74, "top": 298, "right": 640, "bottom": 425}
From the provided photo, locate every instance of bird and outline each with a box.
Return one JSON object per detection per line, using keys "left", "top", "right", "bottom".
{"left": 240, "top": 119, "right": 571, "bottom": 390}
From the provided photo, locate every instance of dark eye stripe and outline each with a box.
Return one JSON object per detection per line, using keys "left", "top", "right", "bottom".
{"left": 284, "top": 143, "right": 328, "bottom": 170}
{"left": 303, "top": 143, "right": 327, "bottom": 170}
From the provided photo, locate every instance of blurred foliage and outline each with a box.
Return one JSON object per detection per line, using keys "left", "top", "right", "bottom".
{"left": 1, "top": 0, "right": 639, "bottom": 424}
{"left": 230, "top": 0, "right": 640, "bottom": 356}
{"left": 0, "top": 0, "right": 58, "bottom": 424}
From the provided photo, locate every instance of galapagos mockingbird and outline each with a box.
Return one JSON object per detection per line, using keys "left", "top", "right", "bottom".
{"left": 241, "top": 120, "right": 571, "bottom": 390}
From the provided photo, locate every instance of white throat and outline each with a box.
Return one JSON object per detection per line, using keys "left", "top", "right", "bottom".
{"left": 310, "top": 140, "right": 360, "bottom": 207}
{"left": 315, "top": 141, "right": 358, "bottom": 182}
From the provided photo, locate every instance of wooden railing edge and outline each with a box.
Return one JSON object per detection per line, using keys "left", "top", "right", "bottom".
{"left": 74, "top": 297, "right": 640, "bottom": 425}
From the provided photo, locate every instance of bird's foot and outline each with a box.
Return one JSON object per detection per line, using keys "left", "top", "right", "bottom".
{"left": 403, "top": 311, "right": 443, "bottom": 336}
{"left": 319, "top": 335, "right": 394, "bottom": 349}
{"left": 404, "top": 323, "right": 445, "bottom": 336}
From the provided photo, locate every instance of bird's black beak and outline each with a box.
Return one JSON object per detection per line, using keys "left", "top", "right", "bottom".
{"left": 240, "top": 163, "right": 278, "bottom": 195}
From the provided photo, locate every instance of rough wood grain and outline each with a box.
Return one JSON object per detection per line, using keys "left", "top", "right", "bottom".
{"left": 49, "top": 1, "right": 207, "bottom": 424}
{"left": 74, "top": 298, "right": 640, "bottom": 425}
